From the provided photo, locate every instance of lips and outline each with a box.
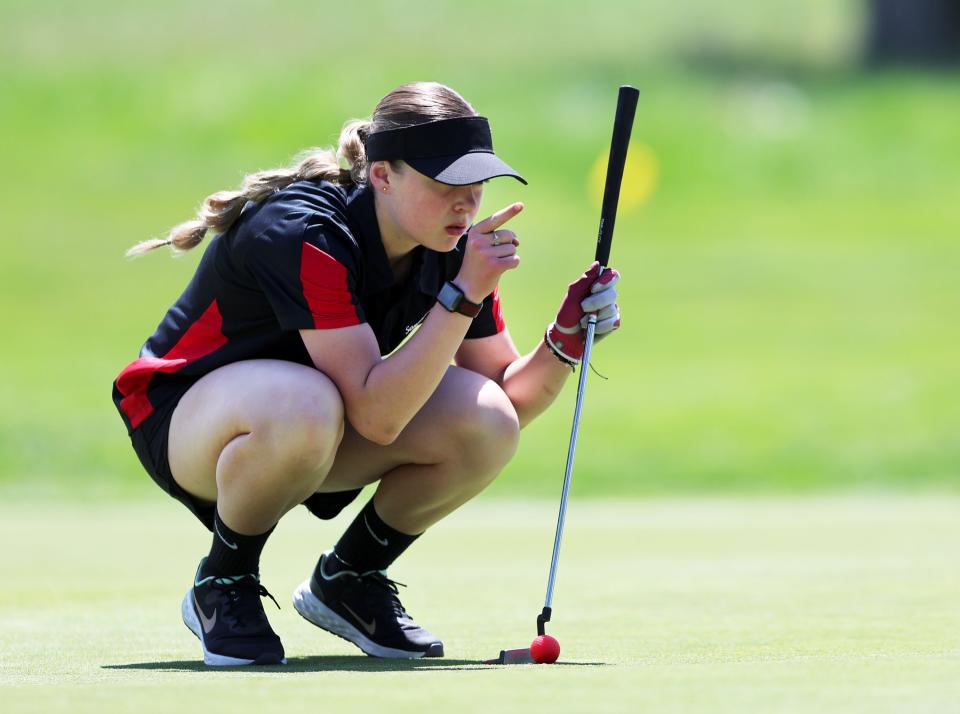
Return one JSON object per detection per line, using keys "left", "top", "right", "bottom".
{"left": 445, "top": 224, "right": 467, "bottom": 237}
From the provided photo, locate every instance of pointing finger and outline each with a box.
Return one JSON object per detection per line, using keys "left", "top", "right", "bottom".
{"left": 474, "top": 202, "right": 524, "bottom": 233}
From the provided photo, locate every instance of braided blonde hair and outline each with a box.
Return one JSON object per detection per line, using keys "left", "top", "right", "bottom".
{"left": 127, "top": 82, "right": 476, "bottom": 257}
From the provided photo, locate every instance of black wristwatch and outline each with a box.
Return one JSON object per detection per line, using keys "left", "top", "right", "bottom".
{"left": 436, "top": 281, "right": 483, "bottom": 318}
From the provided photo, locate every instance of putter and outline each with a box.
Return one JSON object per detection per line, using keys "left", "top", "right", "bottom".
{"left": 486, "top": 85, "right": 639, "bottom": 665}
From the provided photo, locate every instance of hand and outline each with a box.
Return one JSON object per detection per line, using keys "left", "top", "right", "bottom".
{"left": 545, "top": 261, "right": 621, "bottom": 365}
{"left": 453, "top": 203, "right": 523, "bottom": 302}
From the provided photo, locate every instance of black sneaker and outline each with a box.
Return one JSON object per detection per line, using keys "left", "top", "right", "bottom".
{"left": 181, "top": 559, "right": 286, "bottom": 666}
{"left": 292, "top": 552, "right": 443, "bottom": 658}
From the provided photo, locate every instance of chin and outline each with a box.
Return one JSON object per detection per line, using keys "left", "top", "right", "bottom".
{"left": 434, "top": 235, "right": 461, "bottom": 252}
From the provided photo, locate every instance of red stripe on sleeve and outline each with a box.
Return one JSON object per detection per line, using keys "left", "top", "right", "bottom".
{"left": 115, "top": 300, "right": 228, "bottom": 429}
{"left": 300, "top": 243, "right": 362, "bottom": 329}
{"left": 165, "top": 299, "right": 228, "bottom": 361}
{"left": 490, "top": 286, "right": 505, "bottom": 333}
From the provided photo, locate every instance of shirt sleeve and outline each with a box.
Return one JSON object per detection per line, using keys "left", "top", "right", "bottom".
{"left": 465, "top": 285, "right": 507, "bottom": 339}
{"left": 244, "top": 215, "right": 366, "bottom": 331}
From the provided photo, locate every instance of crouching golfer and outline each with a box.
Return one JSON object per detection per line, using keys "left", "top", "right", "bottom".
{"left": 112, "top": 81, "right": 622, "bottom": 666}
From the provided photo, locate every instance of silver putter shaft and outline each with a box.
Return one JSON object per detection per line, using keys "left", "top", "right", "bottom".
{"left": 537, "top": 304, "right": 601, "bottom": 636}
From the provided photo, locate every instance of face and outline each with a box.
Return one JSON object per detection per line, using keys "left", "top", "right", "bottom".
{"left": 372, "top": 161, "right": 484, "bottom": 255}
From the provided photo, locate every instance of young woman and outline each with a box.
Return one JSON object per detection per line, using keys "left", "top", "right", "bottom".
{"left": 112, "top": 82, "right": 622, "bottom": 666}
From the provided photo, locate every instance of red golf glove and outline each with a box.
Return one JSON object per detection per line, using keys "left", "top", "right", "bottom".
{"left": 545, "top": 261, "right": 621, "bottom": 366}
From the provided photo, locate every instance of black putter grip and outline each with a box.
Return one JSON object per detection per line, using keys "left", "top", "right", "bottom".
{"left": 595, "top": 85, "right": 639, "bottom": 267}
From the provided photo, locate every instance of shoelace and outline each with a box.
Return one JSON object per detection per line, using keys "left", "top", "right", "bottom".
{"left": 212, "top": 577, "right": 280, "bottom": 628}
{"left": 357, "top": 572, "right": 410, "bottom": 620}
{"left": 257, "top": 584, "right": 281, "bottom": 610}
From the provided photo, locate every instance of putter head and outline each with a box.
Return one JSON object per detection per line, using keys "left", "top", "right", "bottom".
{"left": 482, "top": 647, "right": 534, "bottom": 665}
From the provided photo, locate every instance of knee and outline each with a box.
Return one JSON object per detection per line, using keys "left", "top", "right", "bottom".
{"left": 453, "top": 380, "right": 520, "bottom": 477}
{"left": 261, "top": 373, "right": 345, "bottom": 474}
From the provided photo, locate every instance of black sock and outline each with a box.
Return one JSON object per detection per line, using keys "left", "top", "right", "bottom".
{"left": 200, "top": 510, "right": 275, "bottom": 579}
{"left": 331, "top": 498, "right": 421, "bottom": 572}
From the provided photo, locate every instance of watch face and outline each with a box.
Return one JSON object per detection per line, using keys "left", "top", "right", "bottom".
{"left": 437, "top": 282, "right": 482, "bottom": 317}
{"left": 438, "top": 282, "right": 462, "bottom": 311}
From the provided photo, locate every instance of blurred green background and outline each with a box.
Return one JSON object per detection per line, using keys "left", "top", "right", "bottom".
{"left": 1, "top": 0, "right": 957, "bottom": 499}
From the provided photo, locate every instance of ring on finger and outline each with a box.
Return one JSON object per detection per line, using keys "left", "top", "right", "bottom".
{"left": 491, "top": 229, "right": 501, "bottom": 247}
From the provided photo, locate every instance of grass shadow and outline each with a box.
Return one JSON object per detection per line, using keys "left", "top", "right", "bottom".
{"left": 103, "top": 655, "right": 608, "bottom": 673}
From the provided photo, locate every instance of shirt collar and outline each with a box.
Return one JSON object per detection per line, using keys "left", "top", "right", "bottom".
{"left": 416, "top": 244, "right": 447, "bottom": 296}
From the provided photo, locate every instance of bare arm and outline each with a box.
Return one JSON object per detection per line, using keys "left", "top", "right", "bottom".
{"left": 301, "top": 307, "right": 473, "bottom": 445}
{"left": 455, "top": 331, "right": 572, "bottom": 429}
{"left": 455, "top": 261, "right": 622, "bottom": 428}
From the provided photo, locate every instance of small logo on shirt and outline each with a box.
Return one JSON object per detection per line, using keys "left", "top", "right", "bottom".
{"left": 404, "top": 317, "right": 427, "bottom": 336}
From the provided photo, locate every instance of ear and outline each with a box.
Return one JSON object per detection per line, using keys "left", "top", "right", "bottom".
{"left": 368, "top": 160, "right": 391, "bottom": 192}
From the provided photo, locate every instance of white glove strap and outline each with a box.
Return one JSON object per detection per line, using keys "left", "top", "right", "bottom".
{"left": 544, "top": 324, "right": 579, "bottom": 367}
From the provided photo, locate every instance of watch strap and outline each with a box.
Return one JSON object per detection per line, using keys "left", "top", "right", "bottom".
{"left": 437, "top": 281, "right": 483, "bottom": 318}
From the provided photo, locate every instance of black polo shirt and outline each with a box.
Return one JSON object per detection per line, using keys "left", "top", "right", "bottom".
{"left": 112, "top": 180, "right": 505, "bottom": 433}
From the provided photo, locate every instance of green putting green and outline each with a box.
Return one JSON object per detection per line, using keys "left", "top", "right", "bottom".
{"left": 2, "top": 497, "right": 958, "bottom": 712}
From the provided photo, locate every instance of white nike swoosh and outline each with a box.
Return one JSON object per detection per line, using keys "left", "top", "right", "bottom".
{"left": 214, "top": 521, "right": 238, "bottom": 550}
{"left": 193, "top": 591, "right": 218, "bottom": 634}
{"left": 342, "top": 602, "right": 377, "bottom": 635}
{"left": 363, "top": 515, "right": 389, "bottom": 546}
{"left": 319, "top": 555, "right": 346, "bottom": 580}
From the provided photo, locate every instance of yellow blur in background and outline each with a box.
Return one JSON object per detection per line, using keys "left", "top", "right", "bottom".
{"left": 588, "top": 142, "right": 659, "bottom": 213}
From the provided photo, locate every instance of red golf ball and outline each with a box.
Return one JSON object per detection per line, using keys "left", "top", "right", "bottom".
{"left": 530, "top": 635, "right": 560, "bottom": 664}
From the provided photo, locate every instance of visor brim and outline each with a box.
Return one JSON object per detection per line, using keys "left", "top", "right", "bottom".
{"left": 406, "top": 152, "right": 527, "bottom": 186}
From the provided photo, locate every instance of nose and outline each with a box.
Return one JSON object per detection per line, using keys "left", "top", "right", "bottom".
{"left": 453, "top": 183, "right": 483, "bottom": 214}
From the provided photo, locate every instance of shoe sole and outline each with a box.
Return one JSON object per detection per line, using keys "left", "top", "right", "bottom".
{"left": 292, "top": 579, "right": 444, "bottom": 659}
{"left": 181, "top": 590, "right": 287, "bottom": 667}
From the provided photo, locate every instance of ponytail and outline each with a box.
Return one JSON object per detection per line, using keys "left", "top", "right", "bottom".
{"left": 337, "top": 119, "right": 372, "bottom": 185}
{"left": 128, "top": 81, "right": 475, "bottom": 258}
{"left": 126, "top": 119, "right": 374, "bottom": 257}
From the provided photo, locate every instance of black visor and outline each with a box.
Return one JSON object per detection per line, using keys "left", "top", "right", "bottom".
{"left": 364, "top": 116, "right": 527, "bottom": 186}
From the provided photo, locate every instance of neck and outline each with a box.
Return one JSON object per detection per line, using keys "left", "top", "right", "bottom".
{"left": 375, "top": 195, "right": 417, "bottom": 259}
{"left": 373, "top": 195, "right": 417, "bottom": 280}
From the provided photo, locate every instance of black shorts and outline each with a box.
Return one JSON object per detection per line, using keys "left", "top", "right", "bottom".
{"left": 122, "top": 385, "right": 362, "bottom": 532}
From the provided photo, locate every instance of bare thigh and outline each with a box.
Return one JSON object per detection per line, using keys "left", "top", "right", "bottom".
{"left": 319, "top": 365, "right": 519, "bottom": 493}
{"left": 168, "top": 359, "right": 345, "bottom": 504}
